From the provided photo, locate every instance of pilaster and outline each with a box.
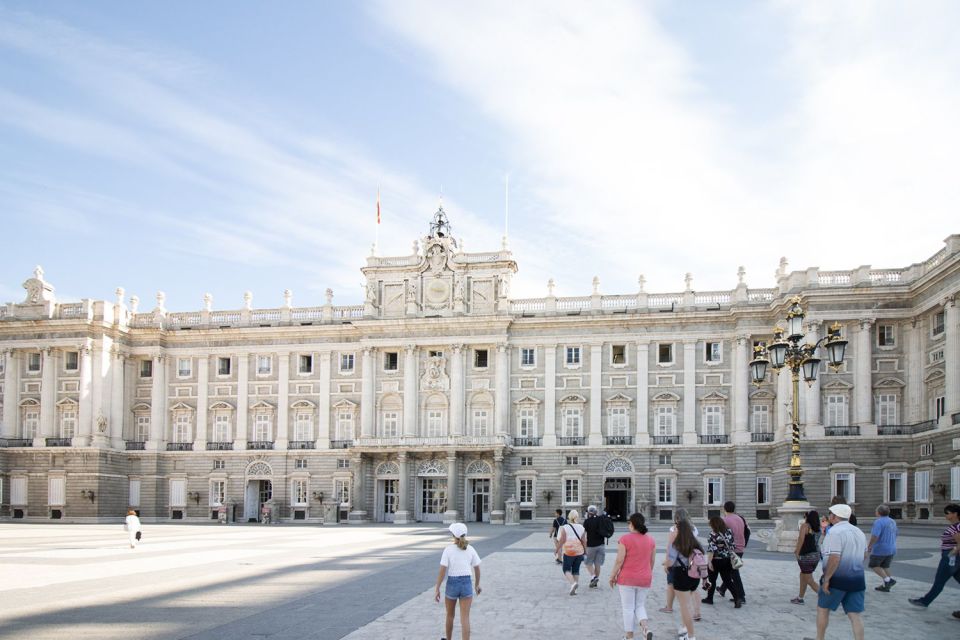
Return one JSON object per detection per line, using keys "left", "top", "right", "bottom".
{"left": 147, "top": 354, "right": 166, "bottom": 450}
{"left": 732, "top": 335, "right": 751, "bottom": 445}
{"left": 682, "top": 340, "right": 697, "bottom": 445}
{"left": 543, "top": 344, "right": 557, "bottom": 447}
{"left": 235, "top": 353, "right": 248, "bottom": 449}
{"left": 360, "top": 348, "right": 375, "bottom": 438}
{"left": 449, "top": 344, "right": 463, "bottom": 437}
{"left": 349, "top": 453, "right": 367, "bottom": 521}
{"left": 636, "top": 341, "right": 650, "bottom": 446}
{"left": 316, "top": 351, "right": 331, "bottom": 449}
{"left": 194, "top": 355, "right": 208, "bottom": 448}
{"left": 37, "top": 347, "right": 57, "bottom": 445}
{"left": 588, "top": 342, "right": 602, "bottom": 446}
{"left": 76, "top": 345, "right": 94, "bottom": 446}
{"left": 855, "top": 319, "right": 874, "bottom": 432}
{"left": 394, "top": 451, "right": 410, "bottom": 524}
{"left": 2, "top": 350, "right": 19, "bottom": 438}
{"left": 110, "top": 349, "right": 126, "bottom": 449}
{"left": 944, "top": 296, "right": 959, "bottom": 426}
{"left": 276, "top": 351, "right": 290, "bottom": 449}
{"left": 443, "top": 452, "right": 459, "bottom": 523}
{"left": 803, "top": 322, "right": 824, "bottom": 439}
{"left": 495, "top": 344, "right": 510, "bottom": 437}
{"left": 404, "top": 345, "right": 419, "bottom": 437}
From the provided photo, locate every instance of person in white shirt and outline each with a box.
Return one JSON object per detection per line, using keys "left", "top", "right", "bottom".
{"left": 434, "top": 522, "right": 482, "bottom": 640}
{"left": 124, "top": 510, "right": 142, "bottom": 549}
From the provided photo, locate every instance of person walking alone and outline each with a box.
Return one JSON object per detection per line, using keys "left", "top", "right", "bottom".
{"left": 792, "top": 510, "right": 821, "bottom": 604}
{"left": 124, "top": 509, "right": 142, "bottom": 549}
{"left": 434, "top": 522, "right": 482, "bottom": 640}
{"left": 868, "top": 504, "right": 898, "bottom": 592}
{"left": 809, "top": 504, "right": 866, "bottom": 640}
{"left": 908, "top": 503, "right": 960, "bottom": 609}
{"left": 609, "top": 512, "right": 656, "bottom": 640}
{"left": 557, "top": 509, "right": 587, "bottom": 595}
{"left": 583, "top": 505, "right": 614, "bottom": 588}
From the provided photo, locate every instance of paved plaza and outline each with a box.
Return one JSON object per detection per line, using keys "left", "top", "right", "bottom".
{"left": 0, "top": 522, "right": 957, "bottom": 640}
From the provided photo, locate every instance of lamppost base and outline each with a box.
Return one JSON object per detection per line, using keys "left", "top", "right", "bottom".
{"left": 766, "top": 501, "right": 812, "bottom": 553}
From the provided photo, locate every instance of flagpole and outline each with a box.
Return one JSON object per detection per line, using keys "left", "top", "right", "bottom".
{"left": 375, "top": 186, "right": 381, "bottom": 255}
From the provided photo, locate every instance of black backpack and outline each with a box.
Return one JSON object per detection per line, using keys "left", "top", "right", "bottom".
{"left": 740, "top": 514, "right": 751, "bottom": 546}
{"left": 601, "top": 515, "right": 615, "bottom": 539}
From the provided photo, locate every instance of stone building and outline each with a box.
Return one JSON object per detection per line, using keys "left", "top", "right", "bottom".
{"left": 1, "top": 210, "right": 959, "bottom": 525}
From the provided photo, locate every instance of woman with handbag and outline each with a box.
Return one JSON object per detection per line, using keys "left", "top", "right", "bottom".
{"left": 557, "top": 509, "right": 587, "bottom": 595}
{"left": 702, "top": 516, "right": 744, "bottom": 607}
{"left": 124, "top": 509, "right": 142, "bottom": 549}
{"left": 791, "top": 510, "right": 821, "bottom": 604}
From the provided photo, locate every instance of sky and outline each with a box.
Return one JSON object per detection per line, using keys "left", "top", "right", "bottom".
{"left": 1, "top": 1, "right": 958, "bottom": 311}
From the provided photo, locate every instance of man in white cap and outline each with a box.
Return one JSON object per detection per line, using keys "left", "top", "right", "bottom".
{"left": 583, "top": 505, "right": 613, "bottom": 588}
{"left": 806, "top": 503, "right": 866, "bottom": 640}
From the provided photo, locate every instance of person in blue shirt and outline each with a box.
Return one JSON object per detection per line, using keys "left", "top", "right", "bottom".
{"left": 867, "top": 504, "right": 898, "bottom": 591}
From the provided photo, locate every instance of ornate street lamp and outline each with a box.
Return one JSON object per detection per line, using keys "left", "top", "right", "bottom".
{"left": 749, "top": 296, "right": 847, "bottom": 503}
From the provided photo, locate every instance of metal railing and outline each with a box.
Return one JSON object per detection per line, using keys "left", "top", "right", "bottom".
{"left": 247, "top": 441, "right": 274, "bottom": 450}
{"left": 289, "top": 441, "right": 316, "bottom": 449}
{"left": 825, "top": 426, "right": 861, "bottom": 437}
{"left": 125, "top": 441, "right": 146, "bottom": 450}
{"left": 604, "top": 436, "right": 634, "bottom": 445}
{"left": 751, "top": 432, "right": 774, "bottom": 443}
{"left": 698, "top": 434, "right": 729, "bottom": 445}
{"left": 206, "top": 441, "right": 233, "bottom": 450}
{"left": 557, "top": 436, "right": 585, "bottom": 446}
{"left": 167, "top": 442, "right": 194, "bottom": 451}
{"left": 651, "top": 435, "right": 680, "bottom": 445}
{"left": 329, "top": 440, "right": 353, "bottom": 449}
{"left": 0, "top": 438, "right": 33, "bottom": 447}
{"left": 512, "top": 437, "right": 542, "bottom": 447}
{"left": 45, "top": 438, "right": 72, "bottom": 447}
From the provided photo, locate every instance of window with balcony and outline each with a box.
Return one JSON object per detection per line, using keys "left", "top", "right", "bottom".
{"left": 876, "top": 394, "right": 898, "bottom": 426}
{"left": 655, "top": 406, "right": 676, "bottom": 436}
{"left": 703, "top": 405, "right": 723, "bottom": 436}
{"left": 336, "top": 410, "right": 354, "bottom": 441}
{"left": 135, "top": 415, "right": 150, "bottom": 442}
{"left": 563, "top": 408, "right": 582, "bottom": 438}
{"left": 751, "top": 404, "right": 771, "bottom": 433}
{"left": 932, "top": 310, "right": 945, "bottom": 336}
{"left": 825, "top": 395, "right": 849, "bottom": 427}
{"left": 608, "top": 407, "right": 628, "bottom": 436}
{"left": 426, "top": 409, "right": 444, "bottom": 437}
{"left": 382, "top": 411, "right": 399, "bottom": 437}
{"left": 173, "top": 412, "right": 192, "bottom": 443}
{"left": 59, "top": 408, "right": 76, "bottom": 439}
{"left": 517, "top": 407, "right": 537, "bottom": 438}
{"left": 178, "top": 358, "right": 193, "bottom": 378}
{"left": 294, "top": 412, "right": 313, "bottom": 441}
{"left": 471, "top": 409, "right": 489, "bottom": 437}
{"left": 213, "top": 413, "right": 231, "bottom": 442}
{"left": 253, "top": 414, "right": 271, "bottom": 441}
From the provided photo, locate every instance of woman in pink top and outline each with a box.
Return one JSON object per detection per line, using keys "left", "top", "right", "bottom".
{"left": 609, "top": 512, "right": 656, "bottom": 640}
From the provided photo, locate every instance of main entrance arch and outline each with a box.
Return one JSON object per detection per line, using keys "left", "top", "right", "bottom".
{"left": 603, "top": 457, "right": 634, "bottom": 521}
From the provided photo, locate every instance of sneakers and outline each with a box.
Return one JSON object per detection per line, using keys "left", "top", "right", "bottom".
{"left": 716, "top": 585, "right": 727, "bottom": 598}
{"left": 887, "top": 578, "right": 897, "bottom": 588}
{"left": 701, "top": 597, "right": 714, "bottom": 605}
{"left": 790, "top": 597, "right": 804, "bottom": 604}
{"left": 908, "top": 598, "right": 927, "bottom": 607}
{"left": 589, "top": 576, "right": 599, "bottom": 588}
{"left": 952, "top": 610, "right": 960, "bottom": 620}
{"left": 875, "top": 583, "right": 891, "bottom": 592}
{"left": 569, "top": 582, "right": 578, "bottom": 595}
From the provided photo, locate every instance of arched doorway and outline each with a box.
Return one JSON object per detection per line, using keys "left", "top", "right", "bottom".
{"left": 415, "top": 459, "right": 447, "bottom": 522}
{"left": 603, "top": 457, "right": 634, "bottom": 521}
{"left": 244, "top": 460, "right": 273, "bottom": 522}
{"left": 375, "top": 460, "right": 400, "bottom": 522}
{"left": 463, "top": 459, "right": 492, "bottom": 522}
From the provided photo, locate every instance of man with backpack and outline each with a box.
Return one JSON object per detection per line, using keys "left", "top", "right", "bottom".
{"left": 583, "top": 505, "right": 615, "bottom": 588}
{"left": 718, "top": 501, "right": 749, "bottom": 605}
{"left": 549, "top": 508, "right": 567, "bottom": 564}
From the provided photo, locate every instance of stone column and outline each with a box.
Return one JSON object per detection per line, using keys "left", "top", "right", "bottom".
{"left": 395, "top": 451, "right": 410, "bottom": 524}
{"left": 776, "top": 360, "right": 791, "bottom": 441}
{"left": 588, "top": 342, "right": 602, "bottom": 446}
{"left": 235, "top": 353, "right": 248, "bottom": 449}
{"left": 360, "top": 348, "right": 375, "bottom": 438}
{"left": 490, "top": 452, "right": 505, "bottom": 524}
{"left": 944, "top": 297, "right": 959, "bottom": 425}
{"left": 803, "top": 323, "right": 824, "bottom": 438}
{"left": 3, "top": 350, "right": 20, "bottom": 438}
{"left": 37, "top": 347, "right": 57, "bottom": 445}
{"left": 110, "top": 348, "right": 126, "bottom": 449}
{"left": 275, "top": 351, "right": 289, "bottom": 449}
{"left": 76, "top": 346, "right": 94, "bottom": 445}
{"left": 495, "top": 344, "right": 510, "bottom": 437}
{"left": 682, "top": 340, "right": 697, "bottom": 445}
{"left": 543, "top": 344, "right": 557, "bottom": 447}
{"left": 855, "top": 319, "right": 875, "bottom": 435}
{"left": 404, "top": 345, "right": 419, "bottom": 437}
{"left": 147, "top": 354, "right": 166, "bottom": 450}
{"left": 316, "top": 351, "right": 331, "bottom": 449}
{"left": 90, "top": 343, "right": 109, "bottom": 447}
{"left": 636, "top": 341, "right": 650, "bottom": 446}
{"left": 732, "top": 335, "right": 751, "bottom": 445}
{"left": 194, "top": 355, "right": 208, "bottom": 448}
{"left": 349, "top": 453, "right": 367, "bottom": 521}
{"left": 449, "top": 345, "right": 464, "bottom": 437}
{"left": 906, "top": 319, "right": 923, "bottom": 423}
{"left": 443, "top": 452, "right": 458, "bottom": 523}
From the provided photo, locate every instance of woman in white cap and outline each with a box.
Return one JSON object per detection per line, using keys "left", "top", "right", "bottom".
{"left": 434, "top": 522, "right": 482, "bottom": 640}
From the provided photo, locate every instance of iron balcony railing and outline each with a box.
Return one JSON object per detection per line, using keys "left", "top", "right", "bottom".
{"left": 557, "top": 436, "right": 585, "bottom": 446}
{"left": 698, "top": 434, "right": 729, "bottom": 445}
{"left": 167, "top": 442, "right": 194, "bottom": 451}
{"left": 0, "top": 438, "right": 33, "bottom": 448}
{"left": 751, "top": 432, "right": 774, "bottom": 443}
{"left": 604, "top": 436, "right": 634, "bottom": 445}
{"left": 289, "top": 441, "right": 316, "bottom": 449}
{"left": 513, "top": 437, "right": 542, "bottom": 447}
{"left": 651, "top": 435, "right": 680, "bottom": 445}
{"left": 825, "top": 426, "right": 861, "bottom": 437}
{"left": 329, "top": 440, "right": 353, "bottom": 449}
{"left": 125, "top": 441, "right": 146, "bottom": 450}
{"left": 45, "top": 438, "right": 72, "bottom": 447}
{"left": 247, "top": 440, "right": 274, "bottom": 450}
{"left": 206, "top": 441, "right": 233, "bottom": 450}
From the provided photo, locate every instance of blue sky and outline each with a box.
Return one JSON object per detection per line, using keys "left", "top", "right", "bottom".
{"left": 1, "top": 1, "right": 958, "bottom": 311}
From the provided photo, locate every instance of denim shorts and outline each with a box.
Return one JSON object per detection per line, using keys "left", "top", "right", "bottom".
{"left": 817, "top": 587, "right": 865, "bottom": 613}
{"left": 445, "top": 575, "right": 474, "bottom": 600}
{"left": 562, "top": 553, "right": 584, "bottom": 575}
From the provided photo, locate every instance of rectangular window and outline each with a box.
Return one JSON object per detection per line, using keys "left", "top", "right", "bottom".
{"left": 565, "top": 455, "right": 579, "bottom": 466}
{"left": 520, "top": 456, "right": 533, "bottom": 467}
{"left": 657, "top": 477, "right": 674, "bottom": 505}
{"left": 213, "top": 459, "right": 225, "bottom": 470}
{"left": 565, "top": 346, "right": 581, "bottom": 366}
{"left": 178, "top": 358, "right": 192, "bottom": 378}
{"left": 564, "top": 478, "right": 580, "bottom": 504}
{"left": 295, "top": 458, "right": 307, "bottom": 469}
{"left": 877, "top": 325, "right": 895, "bottom": 347}
{"left": 340, "top": 353, "right": 355, "bottom": 372}
{"left": 705, "top": 341, "right": 721, "bottom": 362}
{"left": 427, "top": 410, "right": 443, "bottom": 436}
{"left": 291, "top": 479, "right": 308, "bottom": 506}
{"left": 521, "top": 348, "right": 536, "bottom": 367}
{"left": 64, "top": 351, "right": 79, "bottom": 371}
{"left": 28, "top": 352, "right": 41, "bottom": 372}
{"left": 611, "top": 344, "right": 626, "bottom": 365}
{"left": 657, "top": 343, "right": 673, "bottom": 364}
{"left": 876, "top": 394, "right": 898, "bottom": 426}
{"left": 217, "top": 357, "right": 231, "bottom": 376}
{"left": 658, "top": 454, "right": 672, "bottom": 465}
{"left": 169, "top": 479, "right": 186, "bottom": 508}
{"left": 299, "top": 354, "right": 313, "bottom": 374}
{"left": 608, "top": 407, "right": 628, "bottom": 436}
{"left": 337, "top": 458, "right": 350, "bottom": 469}
{"left": 382, "top": 411, "right": 399, "bottom": 437}
{"left": 563, "top": 408, "right": 582, "bottom": 437}
{"left": 518, "top": 407, "right": 536, "bottom": 437}
{"left": 256, "top": 355, "right": 271, "bottom": 376}
{"left": 703, "top": 405, "right": 723, "bottom": 435}
{"left": 384, "top": 352, "right": 398, "bottom": 371}
{"left": 834, "top": 472, "right": 855, "bottom": 503}
{"left": 519, "top": 478, "right": 534, "bottom": 503}
{"left": 23, "top": 410, "right": 39, "bottom": 439}
{"left": 135, "top": 415, "right": 150, "bottom": 442}
{"left": 140, "top": 359, "right": 153, "bottom": 378}
{"left": 756, "top": 476, "right": 771, "bottom": 505}
{"left": 932, "top": 311, "right": 945, "bottom": 335}
{"left": 885, "top": 471, "right": 905, "bottom": 503}
{"left": 173, "top": 414, "right": 191, "bottom": 443}
{"left": 294, "top": 413, "right": 312, "bottom": 441}
{"left": 826, "top": 395, "right": 849, "bottom": 427}
{"left": 656, "top": 406, "right": 675, "bottom": 436}
{"left": 11, "top": 477, "right": 28, "bottom": 505}
{"left": 128, "top": 478, "right": 141, "bottom": 507}
{"left": 474, "top": 349, "right": 489, "bottom": 368}
{"left": 254, "top": 414, "right": 271, "bottom": 441}
{"left": 920, "top": 442, "right": 934, "bottom": 457}
{"left": 706, "top": 477, "right": 724, "bottom": 505}
{"left": 934, "top": 396, "right": 946, "bottom": 420}
{"left": 915, "top": 470, "right": 931, "bottom": 502}
{"left": 751, "top": 405, "right": 770, "bottom": 433}
{"left": 472, "top": 409, "right": 488, "bottom": 436}
{"left": 48, "top": 476, "right": 65, "bottom": 506}
{"left": 334, "top": 479, "right": 350, "bottom": 504}
{"left": 213, "top": 414, "right": 230, "bottom": 442}
{"left": 60, "top": 410, "right": 76, "bottom": 438}
{"left": 210, "top": 480, "right": 225, "bottom": 506}
{"left": 336, "top": 411, "right": 354, "bottom": 441}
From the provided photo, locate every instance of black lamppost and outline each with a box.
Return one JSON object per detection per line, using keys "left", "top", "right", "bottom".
{"left": 749, "top": 297, "right": 848, "bottom": 503}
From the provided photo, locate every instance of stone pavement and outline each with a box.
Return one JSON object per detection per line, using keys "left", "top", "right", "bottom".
{"left": 0, "top": 522, "right": 957, "bottom": 640}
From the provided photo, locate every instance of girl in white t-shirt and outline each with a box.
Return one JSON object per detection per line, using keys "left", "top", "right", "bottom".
{"left": 434, "top": 522, "right": 482, "bottom": 640}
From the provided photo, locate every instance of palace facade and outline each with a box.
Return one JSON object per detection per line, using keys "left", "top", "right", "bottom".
{"left": 1, "top": 210, "right": 959, "bottom": 524}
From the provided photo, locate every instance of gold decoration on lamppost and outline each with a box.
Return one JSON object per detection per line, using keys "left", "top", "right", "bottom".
{"left": 748, "top": 297, "right": 847, "bottom": 502}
